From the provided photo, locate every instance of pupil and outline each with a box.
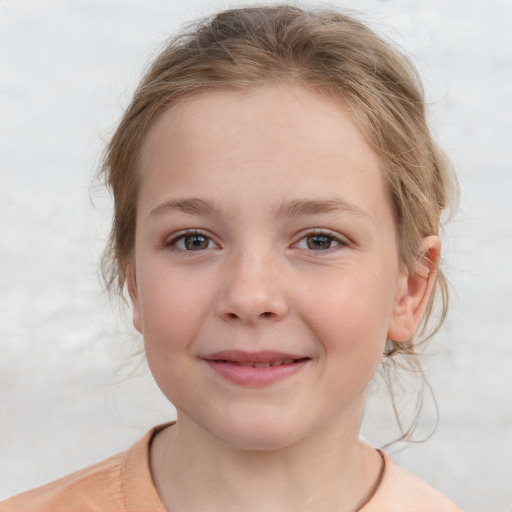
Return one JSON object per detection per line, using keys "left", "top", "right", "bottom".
{"left": 307, "top": 235, "right": 331, "bottom": 250}
{"left": 185, "top": 235, "right": 208, "bottom": 250}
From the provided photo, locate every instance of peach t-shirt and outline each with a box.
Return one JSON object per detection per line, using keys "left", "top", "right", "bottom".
{"left": 1, "top": 424, "right": 461, "bottom": 511}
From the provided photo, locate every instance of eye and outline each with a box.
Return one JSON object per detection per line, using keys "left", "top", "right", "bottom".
{"left": 180, "top": 235, "right": 212, "bottom": 251}
{"left": 166, "top": 231, "right": 218, "bottom": 251}
{"left": 295, "top": 231, "right": 344, "bottom": 251}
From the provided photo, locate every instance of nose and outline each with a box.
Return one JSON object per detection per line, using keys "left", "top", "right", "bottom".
{"left": 215, "top": 250, "right": 289, "bottom": 324}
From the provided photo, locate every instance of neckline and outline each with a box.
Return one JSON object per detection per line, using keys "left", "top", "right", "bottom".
{"left": 138, "top": 424, "right": 387, "bottom": 512}
{"left": 355, "top": 449, "right": 386, "bottom": 512}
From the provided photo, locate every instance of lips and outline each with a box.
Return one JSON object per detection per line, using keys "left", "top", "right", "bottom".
{"left": 204, "top": 350, "right": 310, "bottom": 386}
{"left": 224, "top": 359, "right": 298, "bottom": 368}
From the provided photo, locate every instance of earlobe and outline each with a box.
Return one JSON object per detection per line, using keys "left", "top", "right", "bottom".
{"left": 125, "top": 262, "right": 143, "bottom": 334}
{"left": 387, "top": 236, "right": 441, "bottom": 342}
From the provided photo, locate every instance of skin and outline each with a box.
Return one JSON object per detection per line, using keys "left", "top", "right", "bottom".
{"left": 127, "top": 85, "right": 440, "bottom": 512}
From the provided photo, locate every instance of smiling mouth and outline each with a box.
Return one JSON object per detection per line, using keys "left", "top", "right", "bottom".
{"left": 212, "top": 358, "right": 308, "bottom": 368}
{"left": 204, "top": 351, "right": 310, "bottom": 386}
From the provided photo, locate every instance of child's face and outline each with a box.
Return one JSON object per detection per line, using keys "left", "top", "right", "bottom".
{"left": 129, "top": 85, "right": 413, "bottom": 450}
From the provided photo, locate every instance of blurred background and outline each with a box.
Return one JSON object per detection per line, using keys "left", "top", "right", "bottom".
{"left": 1, "top": 1, "right": 511, "bottom": 510}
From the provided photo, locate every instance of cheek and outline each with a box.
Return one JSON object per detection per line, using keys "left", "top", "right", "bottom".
{"left": 304, "top": 271, "right": 396, "bottom": 340}
{"left": 137, "top": 265, "right": 210, "bottom": 356}
{"left": 298, "top": 267, "right": 396, "bottom": 374}
{"left": 138, "top": 270, "right": 208, "bottom": 405}
{"left": 311, "top": 294, "right": 388, "bottom": 400}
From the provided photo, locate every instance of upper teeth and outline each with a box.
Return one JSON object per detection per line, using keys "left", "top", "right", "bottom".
{"left": 239, "top": 359, "right": 296, "bottom": 368}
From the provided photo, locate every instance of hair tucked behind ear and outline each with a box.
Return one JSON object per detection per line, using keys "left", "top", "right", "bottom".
{"left": 98, "top": 4, "right": 458, "bottom": 443}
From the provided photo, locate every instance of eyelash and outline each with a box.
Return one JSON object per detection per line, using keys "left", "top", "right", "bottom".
{"left": 294, "top": 229, "right": 347, "bottom": 252}
{"left": 164, "top": 229, "right": 218, "bottom": 252}
{"left": 163, "top": 229, "right": 348, "bottom": 253}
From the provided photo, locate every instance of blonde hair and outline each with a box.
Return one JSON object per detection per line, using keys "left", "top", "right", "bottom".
{"left": 100, "top": 5, "right": 457, "bottom": 439}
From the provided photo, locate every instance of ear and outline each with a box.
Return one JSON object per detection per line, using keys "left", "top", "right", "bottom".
{"left": 125, "top": 261, "right": 143, "bottom": 334}
{"left": 387, "top": 235, "right": 441, "bottom": 342}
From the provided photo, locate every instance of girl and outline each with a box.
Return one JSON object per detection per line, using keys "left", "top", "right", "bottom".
{"left": 2, "top": 5, "right": 461, "bottom": 511}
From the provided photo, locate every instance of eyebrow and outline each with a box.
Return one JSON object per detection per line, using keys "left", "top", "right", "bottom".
{"left": 271, "top": 198, "right": 370, "bottom": 219}
{"left": 149, "top": 198, "right": 217, "bottom": 217}
{"left": 149, "top": 197, "right": 370, "bottom": 219}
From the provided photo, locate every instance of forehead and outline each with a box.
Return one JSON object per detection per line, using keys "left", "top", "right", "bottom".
{"left": 142, "top": 86, "right": 376, "bottom": 162}
{"left": 138, "top": 85, "right": 390, "bottom": 221}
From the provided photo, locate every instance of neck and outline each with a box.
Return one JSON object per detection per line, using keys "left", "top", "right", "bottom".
{"left": 150, "top": 411, "right": 383, "bottom": 512}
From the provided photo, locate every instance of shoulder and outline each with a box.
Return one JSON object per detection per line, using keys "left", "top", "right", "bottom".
{"left": 0, "top": 425, "right": 169, "bottom": 512}
{"left": 362, "top": 451, "right": 462, "bottom": 512}
{"left": 0, "top": 453, "right": 125, "bottom": 512}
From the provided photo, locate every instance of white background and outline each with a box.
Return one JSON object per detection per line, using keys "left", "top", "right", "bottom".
{"left": 1, "top": 1, "right": 511, "bottom": 510}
